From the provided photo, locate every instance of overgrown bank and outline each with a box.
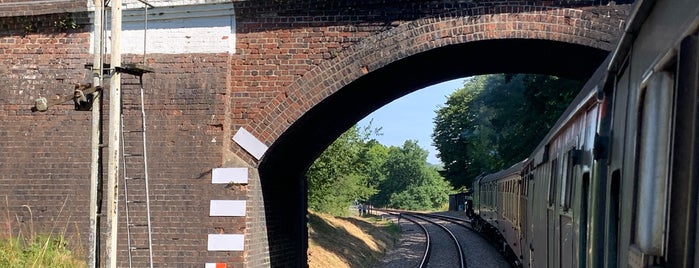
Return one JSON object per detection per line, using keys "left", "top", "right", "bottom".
{"left": 308, "top": 211, "right": 399, "bottom": 268}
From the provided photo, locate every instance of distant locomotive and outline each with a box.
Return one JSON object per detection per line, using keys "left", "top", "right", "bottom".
{"left": 470, "top": 1, "right": 699, "bottom": 267}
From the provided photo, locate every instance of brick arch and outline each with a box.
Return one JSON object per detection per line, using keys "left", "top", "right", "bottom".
{"left": 253, "top": 4, "right": 628, "bottom": 266}
{"left": 253, "top": 5, "right": 624, "bottom": 146}
{"left": 257, "top": 5, "right": 625, "bottom": 161}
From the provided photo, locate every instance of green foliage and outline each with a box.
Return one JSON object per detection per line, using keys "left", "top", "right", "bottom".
{"left": 307, "top": 125, "right": 382, "bottom": 215}
{"left": 308, "top": 126, "right": 453, "bottom": 213}
{"left": 53, "top": 18, "right": 79, "bottom": 31}
{"left": 0, "top": 235, "right": 85, "bottom": 268}
{"left": 373, "top": 141, "right": 452, "bottom": 210}
{"left": 433, "top": 74, "right": 582, "bottom": 188}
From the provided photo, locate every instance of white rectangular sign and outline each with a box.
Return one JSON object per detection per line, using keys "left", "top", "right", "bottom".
{"left": 232, "top": 127, "right": 268, "bottom": 160}
{"left": 210, "top": 200, "right": 246, "bottom": 217}
{"left": 207, "top": 234, "right": 244, "bottom": 251}
{"left": 211, "top": 168, "right": 248, "bottom": 184}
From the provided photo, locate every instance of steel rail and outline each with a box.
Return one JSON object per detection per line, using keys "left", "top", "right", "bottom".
{"left": 403, "top": 212, "right": 466, "bottom": 268}
{"left": 416, "top": 212, "right": 518, "bottom": 268}
{"left": 388, "top": 212, "right": 431, "bottom": 268}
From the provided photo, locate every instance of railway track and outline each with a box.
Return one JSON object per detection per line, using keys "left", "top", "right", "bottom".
{"left": 390, "top": 213, "right": 431, "bottom": 267}
{"left": 416, "top": 213, "right": 511, "bottom": 267}
{"left": 379, "top": 210, "right": 509, "bottom": 268}
{"left": 402, "top": 213, "right": 466, "bottom": 268}
{"left": 400, "top": 212, "right": 465, "bottom": 268}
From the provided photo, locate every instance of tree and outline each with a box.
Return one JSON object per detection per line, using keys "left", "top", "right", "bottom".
{"left": 308, "top": 127, "right": 453, "bottom": 213}
{"left": 374, "top": 140, "right": 452, "bottom": 210}
{"left": 358, "top": 139, "right": 389, "bottom": 200}
{"left": 432, "top": 76, "right": 504, "bottom": 187}
{"left": 306, "top": 125, "right": 376, "bottom": 215}
{"left": 433, "top": 74, "right": 581, "bottom": 188}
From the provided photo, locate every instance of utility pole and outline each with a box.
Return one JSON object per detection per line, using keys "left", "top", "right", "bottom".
{"left": 105, "top": 0, "right": 122, "bottom": 267}
{"left": 89, "top": 0, "right": 104, "bottom": 266}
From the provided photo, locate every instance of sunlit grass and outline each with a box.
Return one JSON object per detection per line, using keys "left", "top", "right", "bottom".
{"left": 308, "top": 210, "right": 399, "bottom": 268}
{"left": 1, "top": 197, "right": 86, "bottom": 268}
{"left": 0, "top": 235, "right": 86, "bottom": 268}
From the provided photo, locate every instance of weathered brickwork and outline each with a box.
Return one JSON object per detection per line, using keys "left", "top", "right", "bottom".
{"left": 0, "top": 10, "right": 245, "bottom": 267}
{"left": 118, "top": 53, "right": 243, "bottom": 267}
{"left": 0, "top": 13, "right": 92, "bottom": 262}
{"left": 0, "top": 0, "right": 86, "bottom": 17}
{"left": 231, "top": 2, "right": 630, "bottom": 266}
{"left": 1, "top": 1, "right": 632, "bottom": 267}
{"left": 233, "top": 1, "right": 629, "bottom": 148}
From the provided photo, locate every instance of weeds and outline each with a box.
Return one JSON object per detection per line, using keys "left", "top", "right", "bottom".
{"left": 1, "top": 196, "right": 86, "bottom": 268}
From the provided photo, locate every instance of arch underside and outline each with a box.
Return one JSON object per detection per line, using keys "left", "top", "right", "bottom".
{"left": 258, "top": 37, "right": 609, "bottom": 266}
{"left": 261, "top": 38, "right": 608, "bottom": 177}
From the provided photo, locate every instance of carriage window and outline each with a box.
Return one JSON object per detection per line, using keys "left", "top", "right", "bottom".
{"left": 548, "top": 158, "right": 558, "bottom": 207}
{"left": 560, "top": 155, "right": 568, "bottom": 208}
{"left": 635, "top": 71, "right": 674, "bottom": 255}
{"left": 563, "top": 149, "right": 580, "bottom": 210}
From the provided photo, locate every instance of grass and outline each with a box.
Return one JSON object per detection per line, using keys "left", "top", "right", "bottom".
{"left": 308, "top": 210, "right": 400, "bottom": 268}
{"left": 1, "top": 196, "right": 86, "bottom": 268}
{"left": 0, "top": 235, "right": 85, "bottom": 268}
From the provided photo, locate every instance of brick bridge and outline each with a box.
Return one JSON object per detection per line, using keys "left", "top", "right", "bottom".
{"left": 0, "top": 0, "right": 631, "bottom": 266}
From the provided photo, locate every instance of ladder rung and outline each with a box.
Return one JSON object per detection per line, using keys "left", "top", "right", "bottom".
{"left": 119, "top": 86, "right": 153, "bottom": 258}
{"left": 99, "top": 143, "right": 108, "bottom": 148}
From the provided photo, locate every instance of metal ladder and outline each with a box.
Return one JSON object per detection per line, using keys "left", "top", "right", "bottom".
{"left": 120, "top": 75, "right": 154, "bottom": 268}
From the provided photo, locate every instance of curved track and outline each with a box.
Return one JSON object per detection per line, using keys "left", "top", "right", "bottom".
{"left": 417, "top": 213, "right": 512, "bottom": 268}
{"left": 402, "top": 212, "right": 465, "bottom": 268}
{"left": 390, "top": 212, "right": 431, "bottom": 267}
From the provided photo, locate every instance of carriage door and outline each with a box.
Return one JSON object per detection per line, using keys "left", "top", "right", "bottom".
{"left": 668, "top": 32, "right": 699, "bottom": 267}
{"left": 548, "top": 158, "right": 559, "bottom": 268}
{"left": 561, "top": 148, "right": 579, "bottom": 268}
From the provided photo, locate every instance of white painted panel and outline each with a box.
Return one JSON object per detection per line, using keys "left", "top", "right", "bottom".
{"left": 122, "top": 0, "right": 232, "bottom": 9}
{"left": 232, "top": 127, "right": 268, "bottom": 160}
{"left": 205, "top": 264, "right": 216, "bottom": 268}
{"left": 212, "top": 167, "right": 248, "bottom": 184}
{"left": 210, "top": 200, "right": 246, "bottom": 216}
{"left": 89, "top": 0, "right": 233, "bottom": 9}
{"left": 91, "top": 3, "right": 235, "bottom": 54}
{"left": 207, "top": 234, "right": 244, "bottom": 251}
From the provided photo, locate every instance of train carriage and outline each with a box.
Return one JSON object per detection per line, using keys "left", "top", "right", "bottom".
{"left": 605, "top": 0, "right": 699, "bottom": 266}
{"left": 473, "top": 161, "right": 526, "bottom": 266}
{"left": 470, "top": 1, "right": 699, "bottom": 267}
{"left": 523, "top": 74, "right": 602, "bottom": 268}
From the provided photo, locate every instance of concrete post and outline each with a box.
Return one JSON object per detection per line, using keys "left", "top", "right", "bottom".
{"left": 88, "top": 0, "right": 104, "bottom": 266}
{"left": 105, "top": 0, "right": 122, "bottom": 267}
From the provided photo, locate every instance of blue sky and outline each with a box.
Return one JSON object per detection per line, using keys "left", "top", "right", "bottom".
{"left": 358, "top": 78, "right": 466, "bottom": 164}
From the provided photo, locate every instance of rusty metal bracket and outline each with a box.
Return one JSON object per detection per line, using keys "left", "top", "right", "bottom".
{"left": 33, "top": 83, "right": 102, "bottom": 112}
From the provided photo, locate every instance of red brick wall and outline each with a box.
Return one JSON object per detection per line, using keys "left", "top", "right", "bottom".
{"left": 0, "top": 11, "right": 246, "bottom": 267}
{"left": 233, "top": 1, "right": 631, "bottom": 266}
{"left": 119, "top": 53, "right": 242, "bottom": 266}
{"left": 233, "top": 1, "right": 630, "bottom": 152}
{"left": 0, "top": 12, "right": 93, "bottom": 255}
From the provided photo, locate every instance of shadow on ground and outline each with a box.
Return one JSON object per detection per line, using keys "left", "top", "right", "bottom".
{"left": 308, "top": 213, "right": 394, "bottom": 267}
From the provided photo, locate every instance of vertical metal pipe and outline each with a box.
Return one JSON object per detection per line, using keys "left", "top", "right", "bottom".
{"left": 140, "top": 82, "right": 155, "bottom": 268}
{"left": 89, "top": 1, "right": 103, "bottom": 267}
{"left": 105, "top": 0, "right": 122, "bottom": 267}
